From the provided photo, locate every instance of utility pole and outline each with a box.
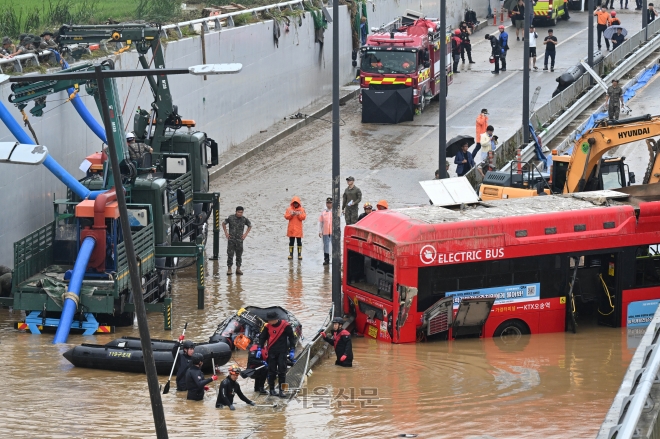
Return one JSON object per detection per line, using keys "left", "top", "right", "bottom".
{"left": 93, "top": 65, "right": 168, "bottom": 438}
{"left": 588, "top": 0, "right": 594, "bottom": 69}
{"left": 523, "top": 0, "right": 531, "bottom": 143}
{"left": 331, "top": 0, "right": 342, "bottom": 317}
{"left": 643, "top": 0, "right": 649, "bottom": 41}
{"left": 439, "top": 0, "right": 447, "bottom": 178}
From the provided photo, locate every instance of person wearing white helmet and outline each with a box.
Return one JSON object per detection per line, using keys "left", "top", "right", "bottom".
{"left": 125, "top": 132, "right": 153, "bottom": 164}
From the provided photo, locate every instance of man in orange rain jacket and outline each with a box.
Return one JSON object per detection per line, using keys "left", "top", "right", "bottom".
{"left": 285, "top": 196, "right": 307, "bottom": 260}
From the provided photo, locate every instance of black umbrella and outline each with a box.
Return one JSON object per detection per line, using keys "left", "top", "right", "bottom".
{"left": 446, "top": 135, "right": 475, "bottom": 158}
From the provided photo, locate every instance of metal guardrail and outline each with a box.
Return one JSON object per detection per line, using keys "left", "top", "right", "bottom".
{"left": 160, "top": 0, "right": 325, "bottom": 38}
{"left": 0, "top": 50, "right": 54, "bottom": 74}
{"left": 597, "top": 307, "right": 660, "bottom": 439}
{"left": 466, "top": 18, "right": 660, "bottom": 184}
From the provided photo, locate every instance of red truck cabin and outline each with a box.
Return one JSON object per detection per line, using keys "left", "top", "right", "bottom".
{"left": 342, "top": 194, "right": 660, "bottom": 344}
{"left": 359, "top": 19, "right": 452, "bottom": 111}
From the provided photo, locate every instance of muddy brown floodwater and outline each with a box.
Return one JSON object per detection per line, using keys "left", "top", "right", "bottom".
{"left": 0, "top": 95, "right": 645, "bottom": 438}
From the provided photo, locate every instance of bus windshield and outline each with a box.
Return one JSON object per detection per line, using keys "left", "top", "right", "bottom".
{"left": 346, "top": 250, "right": 394, "bottom": 301}
{"left": 360, "top": 51, "right": 417, "bottom": 75}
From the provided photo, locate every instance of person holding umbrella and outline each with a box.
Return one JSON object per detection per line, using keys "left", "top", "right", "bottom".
{"left": 610, "top": 27, "right": 626, "bottom": 49}
{"left": 604, "top": 24, "right": 627, "bottom": 50}
{"left": 454, "top": 141, "right": 482, "bottom": 177}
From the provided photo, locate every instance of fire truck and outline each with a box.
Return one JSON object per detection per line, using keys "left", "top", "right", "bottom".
{"left": 359, "top": 16, "right": 453, "bottom": 124}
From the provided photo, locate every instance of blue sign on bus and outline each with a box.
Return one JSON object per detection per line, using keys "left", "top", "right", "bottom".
{"left": 445, "top": 283, "right": 541, "bottom": 309}
{"left": 627, "top": 299, "right": 660, "bottom": 328}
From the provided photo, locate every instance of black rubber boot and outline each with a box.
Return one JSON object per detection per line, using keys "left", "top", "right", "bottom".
{"left": 323, "top": 253, "right": 329, "bottom": 265}
{"left": 278, "top": 384, "right": 287, "bottom": 398}
{"left": 268, "top": 379, "right": 277, "bottom": 396}
{"left": 257, "top": 387, "right": 268, "bottom": 395}
{"left": 288, "top": 246, "right": 293, "bottom": 260}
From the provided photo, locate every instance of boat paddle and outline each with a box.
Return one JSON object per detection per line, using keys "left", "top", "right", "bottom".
{"left": 163, "top": 322, "right": 187, "bottom": 395}
{"left": 240, "top": 364, "right": 266, "bottom": 379}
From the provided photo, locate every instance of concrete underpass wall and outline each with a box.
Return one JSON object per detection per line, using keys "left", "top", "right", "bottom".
{"left": 0, "top": 0, "right": 488, "bottom": 267}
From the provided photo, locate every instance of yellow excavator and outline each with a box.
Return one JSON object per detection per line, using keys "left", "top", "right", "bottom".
{"left": 479, "top": 114, "right": 660, "bottom": 200}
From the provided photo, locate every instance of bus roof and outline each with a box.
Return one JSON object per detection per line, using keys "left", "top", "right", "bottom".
{"left": 345, "top": 191, "right": 660, "bottom": 250}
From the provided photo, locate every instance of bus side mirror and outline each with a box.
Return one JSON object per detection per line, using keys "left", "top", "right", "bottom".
{"left": 629, "top": 172, "right": 636, "bottom": 185}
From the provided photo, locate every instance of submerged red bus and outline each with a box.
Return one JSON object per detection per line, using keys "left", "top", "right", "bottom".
{"left": 342, "top": 191, "right": 660, "bottom": 343}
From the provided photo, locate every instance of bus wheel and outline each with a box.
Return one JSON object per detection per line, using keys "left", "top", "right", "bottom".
{"left": 493, "top": 319, "right": 530, "bottom": 342}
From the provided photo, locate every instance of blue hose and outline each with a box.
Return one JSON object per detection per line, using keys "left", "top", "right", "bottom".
{"left": 57, "top": 52, "right": 107, "bottom": 143}
{"left": 53, "top": 236, "right": 96, "bottom": 344}
{"left": 0, "top": 100, "right": 103, "bottom": 199}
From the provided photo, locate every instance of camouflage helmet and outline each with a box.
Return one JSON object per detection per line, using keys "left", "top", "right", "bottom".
{"left": 1, "top": 37, "right": 11, "bottom": 46}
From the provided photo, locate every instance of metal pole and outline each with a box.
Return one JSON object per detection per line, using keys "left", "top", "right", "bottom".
{"left": 331, "top": 0, "right": 341, "bottom": 318}
{"left": 523, "top": 0, "right": 531, "bottom": 143}
{"left": 643, "top": 0, "right": 649, "bottom": 41}
{"left": 94, "top": 65, "right": 168, "bottom": 439}
{"left": 588, "top": 0, "right": 594, "bottom": 69}
{"left": 439, "top": 0, "right": 447, "bottom": 178}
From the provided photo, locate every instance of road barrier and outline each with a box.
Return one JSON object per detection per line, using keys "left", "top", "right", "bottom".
{"left": 597, "top": 306, "right": 660, "bottom": 439}
{"left": 465, "top": 18, "right": 660, "bottom": 186}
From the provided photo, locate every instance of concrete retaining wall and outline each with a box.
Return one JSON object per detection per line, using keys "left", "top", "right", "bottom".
{"left": 0, "top": 0, "right": 488, "bottom": 267}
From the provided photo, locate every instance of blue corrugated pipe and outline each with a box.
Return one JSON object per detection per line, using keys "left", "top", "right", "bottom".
{"left": 0, "top": 99, "right": 103, "bottom": 200}
{"left": 57, "top": 52, "right": 107, "bottom": 143}
{"left": 53, "top": 236, "right": 96, "bottom": 344}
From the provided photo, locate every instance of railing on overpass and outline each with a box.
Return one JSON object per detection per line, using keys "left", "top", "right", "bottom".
{"left": 160, "top": 0, "right": 327, "bottom": 38}
{"left": 0, "top": 50, "right": 54, "bottom": 74}
{"left": 465, "top": 17, "right": 660, "bottom": 186}
{"left": 597, "top": 306, "right": 660, "bottom": 439}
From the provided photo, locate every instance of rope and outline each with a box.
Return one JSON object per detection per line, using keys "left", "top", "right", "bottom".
{"left": 20, "top": 109, "right": 39, "bottom": 144}
{"left": 121, "top": 58, "right": 142, "bottom": 119}
{"left": 62, "top": 291, "right": 80, "bottom": 309}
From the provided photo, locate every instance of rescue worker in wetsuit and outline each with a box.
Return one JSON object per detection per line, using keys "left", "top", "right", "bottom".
{"left": 185, "top": 353, "right": 218, "bottom": 400}
{"left": 257, "top": 311, "right": 297, "bottom": 398}
{"left": 322, "top": 317, "right": 354, "bottom": 367}
{"left": 172, "top": 339, "right": 195, "bottom": 391}
{"left": 216, "top": 365, "right": 256, "bottom": 409}
{"left": 246, "top": 344, "right": 268, "bottom": 394}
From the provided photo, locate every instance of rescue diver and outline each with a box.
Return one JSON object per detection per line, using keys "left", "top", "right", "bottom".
{"left": 258, "top": 311, "right": 297, "bottom": 398}
{"left": 185, "top": 353, "right": 218, "bottom": 400}
{"left": 247, "top": 344, "right": 269, "bottom": 394}
{"left": 216, "top": 365, "right": 256, "bottom": 409}
{"left": 172, "top": 339, "right": 195, "bottom": 391}
{"left": 322, "top": 317, "right": 354, "bottom": 367}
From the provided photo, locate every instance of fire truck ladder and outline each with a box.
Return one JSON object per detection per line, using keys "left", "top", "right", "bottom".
{"left": 566, "top": 258, "right": 579, "bottom": 333}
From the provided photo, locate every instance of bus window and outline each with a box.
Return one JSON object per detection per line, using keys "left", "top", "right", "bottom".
{"left": 347, "top": 250, "right": 394, "bottom": 301}
{"left": 635, "top": 245, "right": 660, "bottom": 287}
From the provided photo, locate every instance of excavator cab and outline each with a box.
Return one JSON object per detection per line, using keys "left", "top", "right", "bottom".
{"left": 579, "top": 156, "right": 635, "bottom": 192}
{"left": 479, "top": 162, "right": 551, "bottom": 200}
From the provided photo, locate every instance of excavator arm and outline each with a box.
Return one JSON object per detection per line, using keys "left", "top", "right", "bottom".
{"left": 564, "top": 114, "right": 660, "bottom": 193}
{"left": 56, "top": 24, "right": 183, "bottom": 152}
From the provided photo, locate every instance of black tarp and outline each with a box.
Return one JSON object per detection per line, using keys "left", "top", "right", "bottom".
{"left": 361, "top": 88, "right": 414, "bottom": 124}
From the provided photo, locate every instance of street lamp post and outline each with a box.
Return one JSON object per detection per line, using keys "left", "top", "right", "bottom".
{"left": 331, "top": 0, "right": 342, "bottom": 318}
{"left": 523, "top": 0, "right": 531, "bottom": 144}
{"left": 588, "top": 0, "right": 594, "bottom": 70}
{"left": 439, "top": 0, "right": 447, "bottom": 178}
{"left": 9, "top": 62, "right": 241, "bottom": 439}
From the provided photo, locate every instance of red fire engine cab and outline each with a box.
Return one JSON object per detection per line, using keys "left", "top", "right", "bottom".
{"left": 359, "top": 17, "right": 452, "bottom": 123}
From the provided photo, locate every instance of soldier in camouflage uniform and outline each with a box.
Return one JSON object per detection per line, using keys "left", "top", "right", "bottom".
{"left": 7, "top": 36, "right": 37, "bottom": 57}
{"left": 222, "top": 206, "right": 252, "bottom": 275}
{"left": 341, "top": 176, "right": 362, "bottom": 226}
{"left": 0, "top": 37, "right": 15, "bottom": 58}
{"left": 39, "top": 31, "right": 57, "bottom": 49}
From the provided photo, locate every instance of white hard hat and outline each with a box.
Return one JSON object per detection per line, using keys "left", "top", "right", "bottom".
{"left": 126, "top": 132, "right": 136, "bottom": 140}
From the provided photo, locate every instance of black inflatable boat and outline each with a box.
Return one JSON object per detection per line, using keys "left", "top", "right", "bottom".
{"left": 209, "top": 306, "right": 303, "bottom": 350}
{"left": 62, "top": 339, "right": 231, "bottom": 375}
